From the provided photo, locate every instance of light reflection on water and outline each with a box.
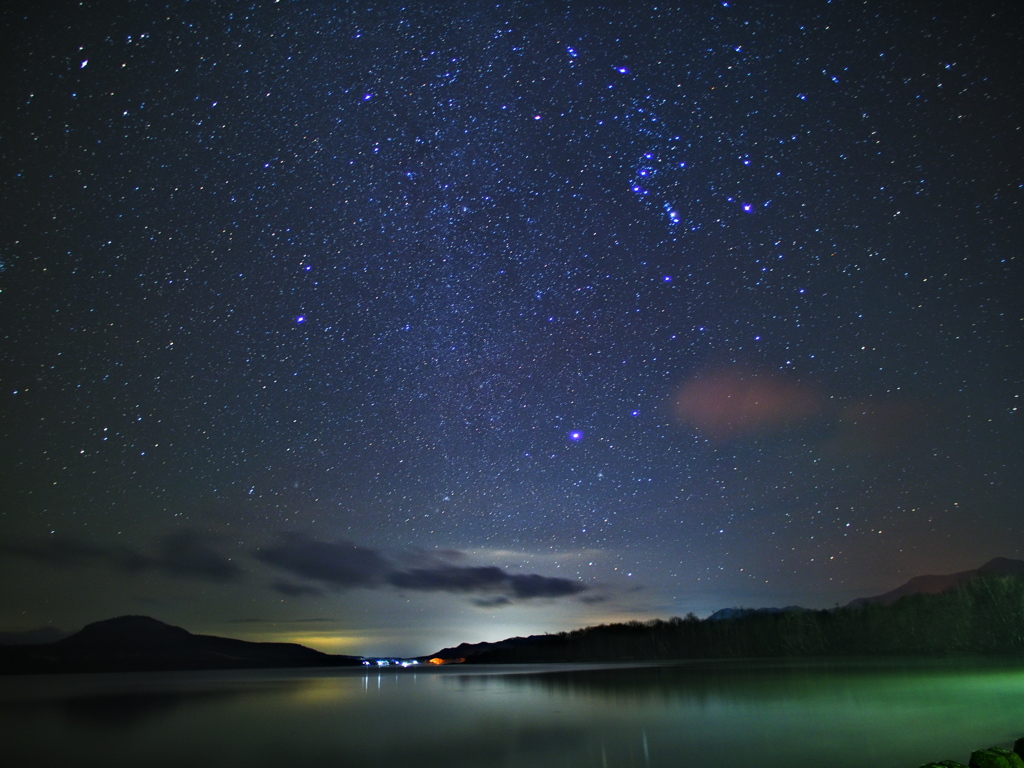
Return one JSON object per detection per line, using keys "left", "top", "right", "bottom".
{"left": 1, "top": 659, "right": 1022, "bottom": 767}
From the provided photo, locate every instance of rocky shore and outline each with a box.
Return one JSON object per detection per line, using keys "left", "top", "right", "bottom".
{"left": 921, "top": 738, "right": 1024, "bottom": 768}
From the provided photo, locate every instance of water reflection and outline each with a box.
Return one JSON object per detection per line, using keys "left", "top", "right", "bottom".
{"left": 470, "top": 658, "right": 1022, "bottom": 705}
{"left": 450, "top": 659, "right": 1024, "bottom": 767}
{"left": 0, "top": 674, "right": 307, "bottom": 729}
{"left": 0, "top": 660, "right": 1021, "bottom": 768}
{"left": 61, "top": 690, "right": 212, "bottom": 728}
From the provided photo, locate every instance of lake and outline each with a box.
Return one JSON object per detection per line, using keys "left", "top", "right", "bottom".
{"left": 1, "top": 658, "right": 1022, "bottom": 767}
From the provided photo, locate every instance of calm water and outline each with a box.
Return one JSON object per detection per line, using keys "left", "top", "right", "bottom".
{"left": 1, "top": 658, "right": 1023, "bottom": 767}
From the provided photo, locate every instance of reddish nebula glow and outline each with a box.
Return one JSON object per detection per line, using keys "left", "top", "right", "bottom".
{"left": 672, "top": 368, "right": 822, "bottom": 439}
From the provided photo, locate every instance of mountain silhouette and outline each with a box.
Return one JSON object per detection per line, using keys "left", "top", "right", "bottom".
{"left": 57, "top": 615, "right": 196, "bottom": 650}
{"left": 0, "top": 615, "right": 362, "bottom": 674}
{"left": 847, "top": 557, "right": 1024, "bottom": 607}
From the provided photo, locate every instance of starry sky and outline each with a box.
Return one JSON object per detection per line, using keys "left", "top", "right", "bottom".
{"left": 1, "top": 0, "right": 1022, "bottom": 657}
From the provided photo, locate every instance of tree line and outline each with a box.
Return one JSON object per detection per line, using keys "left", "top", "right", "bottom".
{"left": 465, "top": 575, "right": 1024, "bottom": 663}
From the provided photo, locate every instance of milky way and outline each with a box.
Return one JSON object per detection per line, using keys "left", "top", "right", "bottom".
{"left": 1, "top": 0, "right": 1021, "bottom": 654}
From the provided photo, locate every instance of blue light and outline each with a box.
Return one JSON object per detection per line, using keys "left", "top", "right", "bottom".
{"left": 568, "top": 430, "right": 584, "bottom": 442}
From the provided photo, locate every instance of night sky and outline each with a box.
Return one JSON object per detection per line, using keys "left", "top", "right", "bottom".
{"left": 1, "top": 0, "right": 1021, "bottom": 657}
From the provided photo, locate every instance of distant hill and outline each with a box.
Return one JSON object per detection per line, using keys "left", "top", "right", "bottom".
{"left": 0, "top": 627, "right": 68, "bottom": 645}
{"left": 0, "top": 615, "right": 364, "bottom": 674}
{"left": 428, "top": 633, "right": 551, "bottom": 663}
{"left": 848, "top": 557, "right": 1024, "bottom": 607}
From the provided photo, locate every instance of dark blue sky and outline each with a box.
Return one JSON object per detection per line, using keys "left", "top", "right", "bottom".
{"left": 1, "top": 0, "right": 1021, "bottom": 655}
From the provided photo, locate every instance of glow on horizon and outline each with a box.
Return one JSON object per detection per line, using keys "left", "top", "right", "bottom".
{"left": 241, "top": 631, "right": 376, "bottom": 655}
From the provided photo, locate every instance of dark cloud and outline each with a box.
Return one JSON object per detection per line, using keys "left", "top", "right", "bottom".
{"left": 388, "top": 565, "right": 508, "bottom": 592}
{"left": 402, "top": 546, "right": 469, "bottom": 568}
{"left": 258, "top": 534, "right": 587, "bottom": 602}
{"left": 507, "top": 573, "right": 589, "bottom": 602}
{"left": 271, "top": 581, "right": 324, "bottom": 597}
{"left": 256, "top": 535, "right": 390, "bottom": 588}
{"left": 0, "top": 530, "right": 238, "bottom": 583}
{"left": 0, "top": 536, "right": 151, "bottom": 572}
{"left": 472, "top": 596, "right": 513, "bottom": 608}
{"left": 156, "top": 530, "right": 240, "bottom": 582}
{"left": 6, "top": 530, "right": 588, "bottom": 604}
{"left": 507, "top": 573, "right": 588, "bottom": 599}
{"left": 388, "top": 565, "right": 587, "bottom": 600}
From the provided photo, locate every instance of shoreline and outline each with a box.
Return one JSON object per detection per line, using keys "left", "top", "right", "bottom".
{"left": 921, "top": 739, "right": 1024, "bottom": 768}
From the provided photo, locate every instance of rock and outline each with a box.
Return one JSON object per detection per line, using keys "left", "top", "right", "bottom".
{"left": 1015, "top": 739, "right": 1024, "bottom": 759}
{"left": 969, "top": 747, "right": 1024, "bottom": 768}
{"left": 920, "top": 761, "right": 968, "bottom": 768}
